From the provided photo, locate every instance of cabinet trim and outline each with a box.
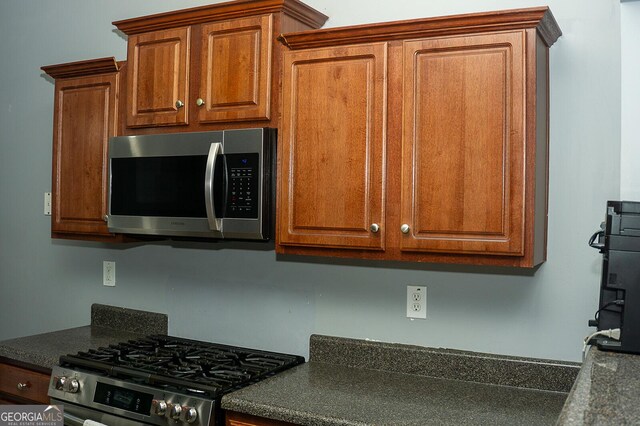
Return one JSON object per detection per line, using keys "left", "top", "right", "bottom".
{"left": 279, "top": 7, "right": 561, "bottom": 50}
{"left": 42, "top": 57, "right": 119, "bottom": 79}
{"left": 113, "top": 0, "right": 328, "bottom": 35}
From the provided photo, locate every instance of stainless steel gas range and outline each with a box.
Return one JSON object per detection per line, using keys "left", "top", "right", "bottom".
{"left": 48, "top": 335, "right": 303, "bottom": 426}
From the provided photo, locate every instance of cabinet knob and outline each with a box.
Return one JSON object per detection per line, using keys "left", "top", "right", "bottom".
{"left": 175, "top": 100, "right": 185, "bottom": 109}
{"left": 196, "top": 98, "right": 205, "bottom": 107}
{"left": 400, "top": 224, "right": 410, "bottom": 234}
{"left": 370, "top": 223, "right": 380, "bottom": 233}
{"left": 17, "top": 382, "right": 31, "bottom": 391}
{"left": 103, "top": 214, "right": 109, "bottom": 223}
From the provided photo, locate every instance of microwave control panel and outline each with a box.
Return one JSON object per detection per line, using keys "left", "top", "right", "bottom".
{"left": 225, "top": 153, "right": 259, "bottom": 218}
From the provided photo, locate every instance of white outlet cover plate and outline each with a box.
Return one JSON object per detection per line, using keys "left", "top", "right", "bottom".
{"left": 103, "top": 261, "right": 116, "bottom": 287}
{"left": 406, "top": 285, "right": 427, "bottom": 319}
{"left": 44, "top": 192, "right": 51, "bottom": 216}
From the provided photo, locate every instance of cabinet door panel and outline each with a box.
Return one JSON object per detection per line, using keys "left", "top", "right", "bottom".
{"left": 279, "top": 44, "right": 386, "bottom": 250}
{"left": 0, "top": 363, "right": 50, "bottom": 404}
{"left": 401, "top": 32, "right": 525, "bottom": 255}
{"left": 127, "top": 27, "right": 189, "bottom": 127}
{"left": 198, "top": 15, "right": 272, "bottom": 123}
{"left": 52, "top": 73, "right": 117, "bottom": 236}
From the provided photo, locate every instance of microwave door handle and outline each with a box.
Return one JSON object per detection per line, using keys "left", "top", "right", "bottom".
{"left": 205, "top": 142, "right": 223, "bottom": 232}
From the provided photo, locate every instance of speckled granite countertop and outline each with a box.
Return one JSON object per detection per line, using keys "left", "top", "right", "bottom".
{"left": 222, "top": 335, "right": 580, "bottom": 426}
{"left": 557, "top": 348, "right": 640, "bottom": 425}
{"left": 0, "top": 304, "right": 167, "bottom": 371}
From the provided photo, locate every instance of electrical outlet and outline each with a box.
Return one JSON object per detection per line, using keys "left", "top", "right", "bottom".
{"left": 103, "top": 261, "right": 116, "bottom": 287}
{"left": 406, "top": 285, "right": 426, "bottom": 319}
{"left": 44, "top": 192, "right": 51, "bottom": 216}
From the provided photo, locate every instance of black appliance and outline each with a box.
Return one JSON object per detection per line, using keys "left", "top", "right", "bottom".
{"left": 48, "top": 335, "right": 304, "bottom": 425}
{"left": 589, "top": 200, "right": 640, "bottom": 354}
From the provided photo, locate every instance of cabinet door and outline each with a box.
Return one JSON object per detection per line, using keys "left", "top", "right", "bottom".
{"left": 126, "top": 27, "right": 190, "bottom": 127}
{"left": 400, "top": 31, "right": 525, "bottom": 255}
{"left": 278, "top": 43, "right": 387, "bottom": 250}
{"left": 52, "top": 73, "right": 118, "bottom": 237}
{"left": 197, "top": 15, "right": 272, "bottom": 123}
{"left": 0, "top": 363, "right": 51, "bottom": 404}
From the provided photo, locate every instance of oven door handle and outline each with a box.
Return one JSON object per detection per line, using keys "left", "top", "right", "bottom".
{"left": 205, "top": 142, "right": 223, "bottom": 232}
{"left": 63, "top": 413, "right": 108, "bottom": 426}
{"left": 57, "top": 406, "right": 125, "bottom": 426}
{"left": 63, "top": 412, "right": 88, "bottom": 426}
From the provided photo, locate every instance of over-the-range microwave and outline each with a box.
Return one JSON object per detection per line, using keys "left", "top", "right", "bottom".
{"left": 106, "top": 128, "right": 276, "bottom": 240}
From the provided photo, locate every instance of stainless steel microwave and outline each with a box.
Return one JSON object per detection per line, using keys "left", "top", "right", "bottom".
{"left": 107, "top": 128, "right": 275, "bottom": 240}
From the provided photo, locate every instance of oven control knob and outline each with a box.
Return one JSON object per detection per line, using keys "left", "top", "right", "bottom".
{"left": 152, "top": 400, "right": 167, "bottom": 416}
{"left": 169, "top": 403, "right": 182, "bottom": 420}
{"left": 54, "top": 376, "right": 66, "bottom": 390}
{"left": 184, "top": 407, "right": 198, "bottom": 424}
{"left": 66, "top": 378, "right": 80, "bottom": 393}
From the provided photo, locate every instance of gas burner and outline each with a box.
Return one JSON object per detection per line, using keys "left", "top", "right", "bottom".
{"left": 166, "top": 365, "right": 201, "bottom": 376}
{"left": 59, "top": 335, "right": 304, "bottom": 398}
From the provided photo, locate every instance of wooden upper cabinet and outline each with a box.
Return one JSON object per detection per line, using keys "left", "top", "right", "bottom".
{"left": 198, "top": 15, "right": 272, "bottom": 123}
{"left": 400, "top": 31, "right": 525, "bottom": 256}
{"left": 127, "top": 27, "right": 190, "bottom": 127}
{"left": 41, "top": 58, "right": 122, "bottom": 241}
{"left": 113, "top": 0, "right": 328, "bottom": 131}
{"left": 277, "top": 7, "right": 561, "bottom": 267}
{"left": 278, "top": 43, "right": 387, "bottom": 250}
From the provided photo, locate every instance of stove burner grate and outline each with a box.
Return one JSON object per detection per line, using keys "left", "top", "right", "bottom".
{"left": 59, "top": 335, "right": 304, "bottom": 398}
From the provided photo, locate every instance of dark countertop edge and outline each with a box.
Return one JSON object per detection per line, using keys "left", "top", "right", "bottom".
{"left": 556, "top": 352, "right": 593, "bottom": 425}
{"left": 0, "top": 355, "right": 51, "bottom": 374}
{"left": 556, "top": 348, "right": 640, "bottom": 425}
{"left": 222, "top": 392, "right": 370, "bottom": 426}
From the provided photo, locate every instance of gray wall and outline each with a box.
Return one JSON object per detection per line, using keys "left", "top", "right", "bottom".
{"left": 621, "top": 0, "right": 640, "bottom": 200}
{"left": 0, "top": 0, "right": 621, "bottom": 362}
